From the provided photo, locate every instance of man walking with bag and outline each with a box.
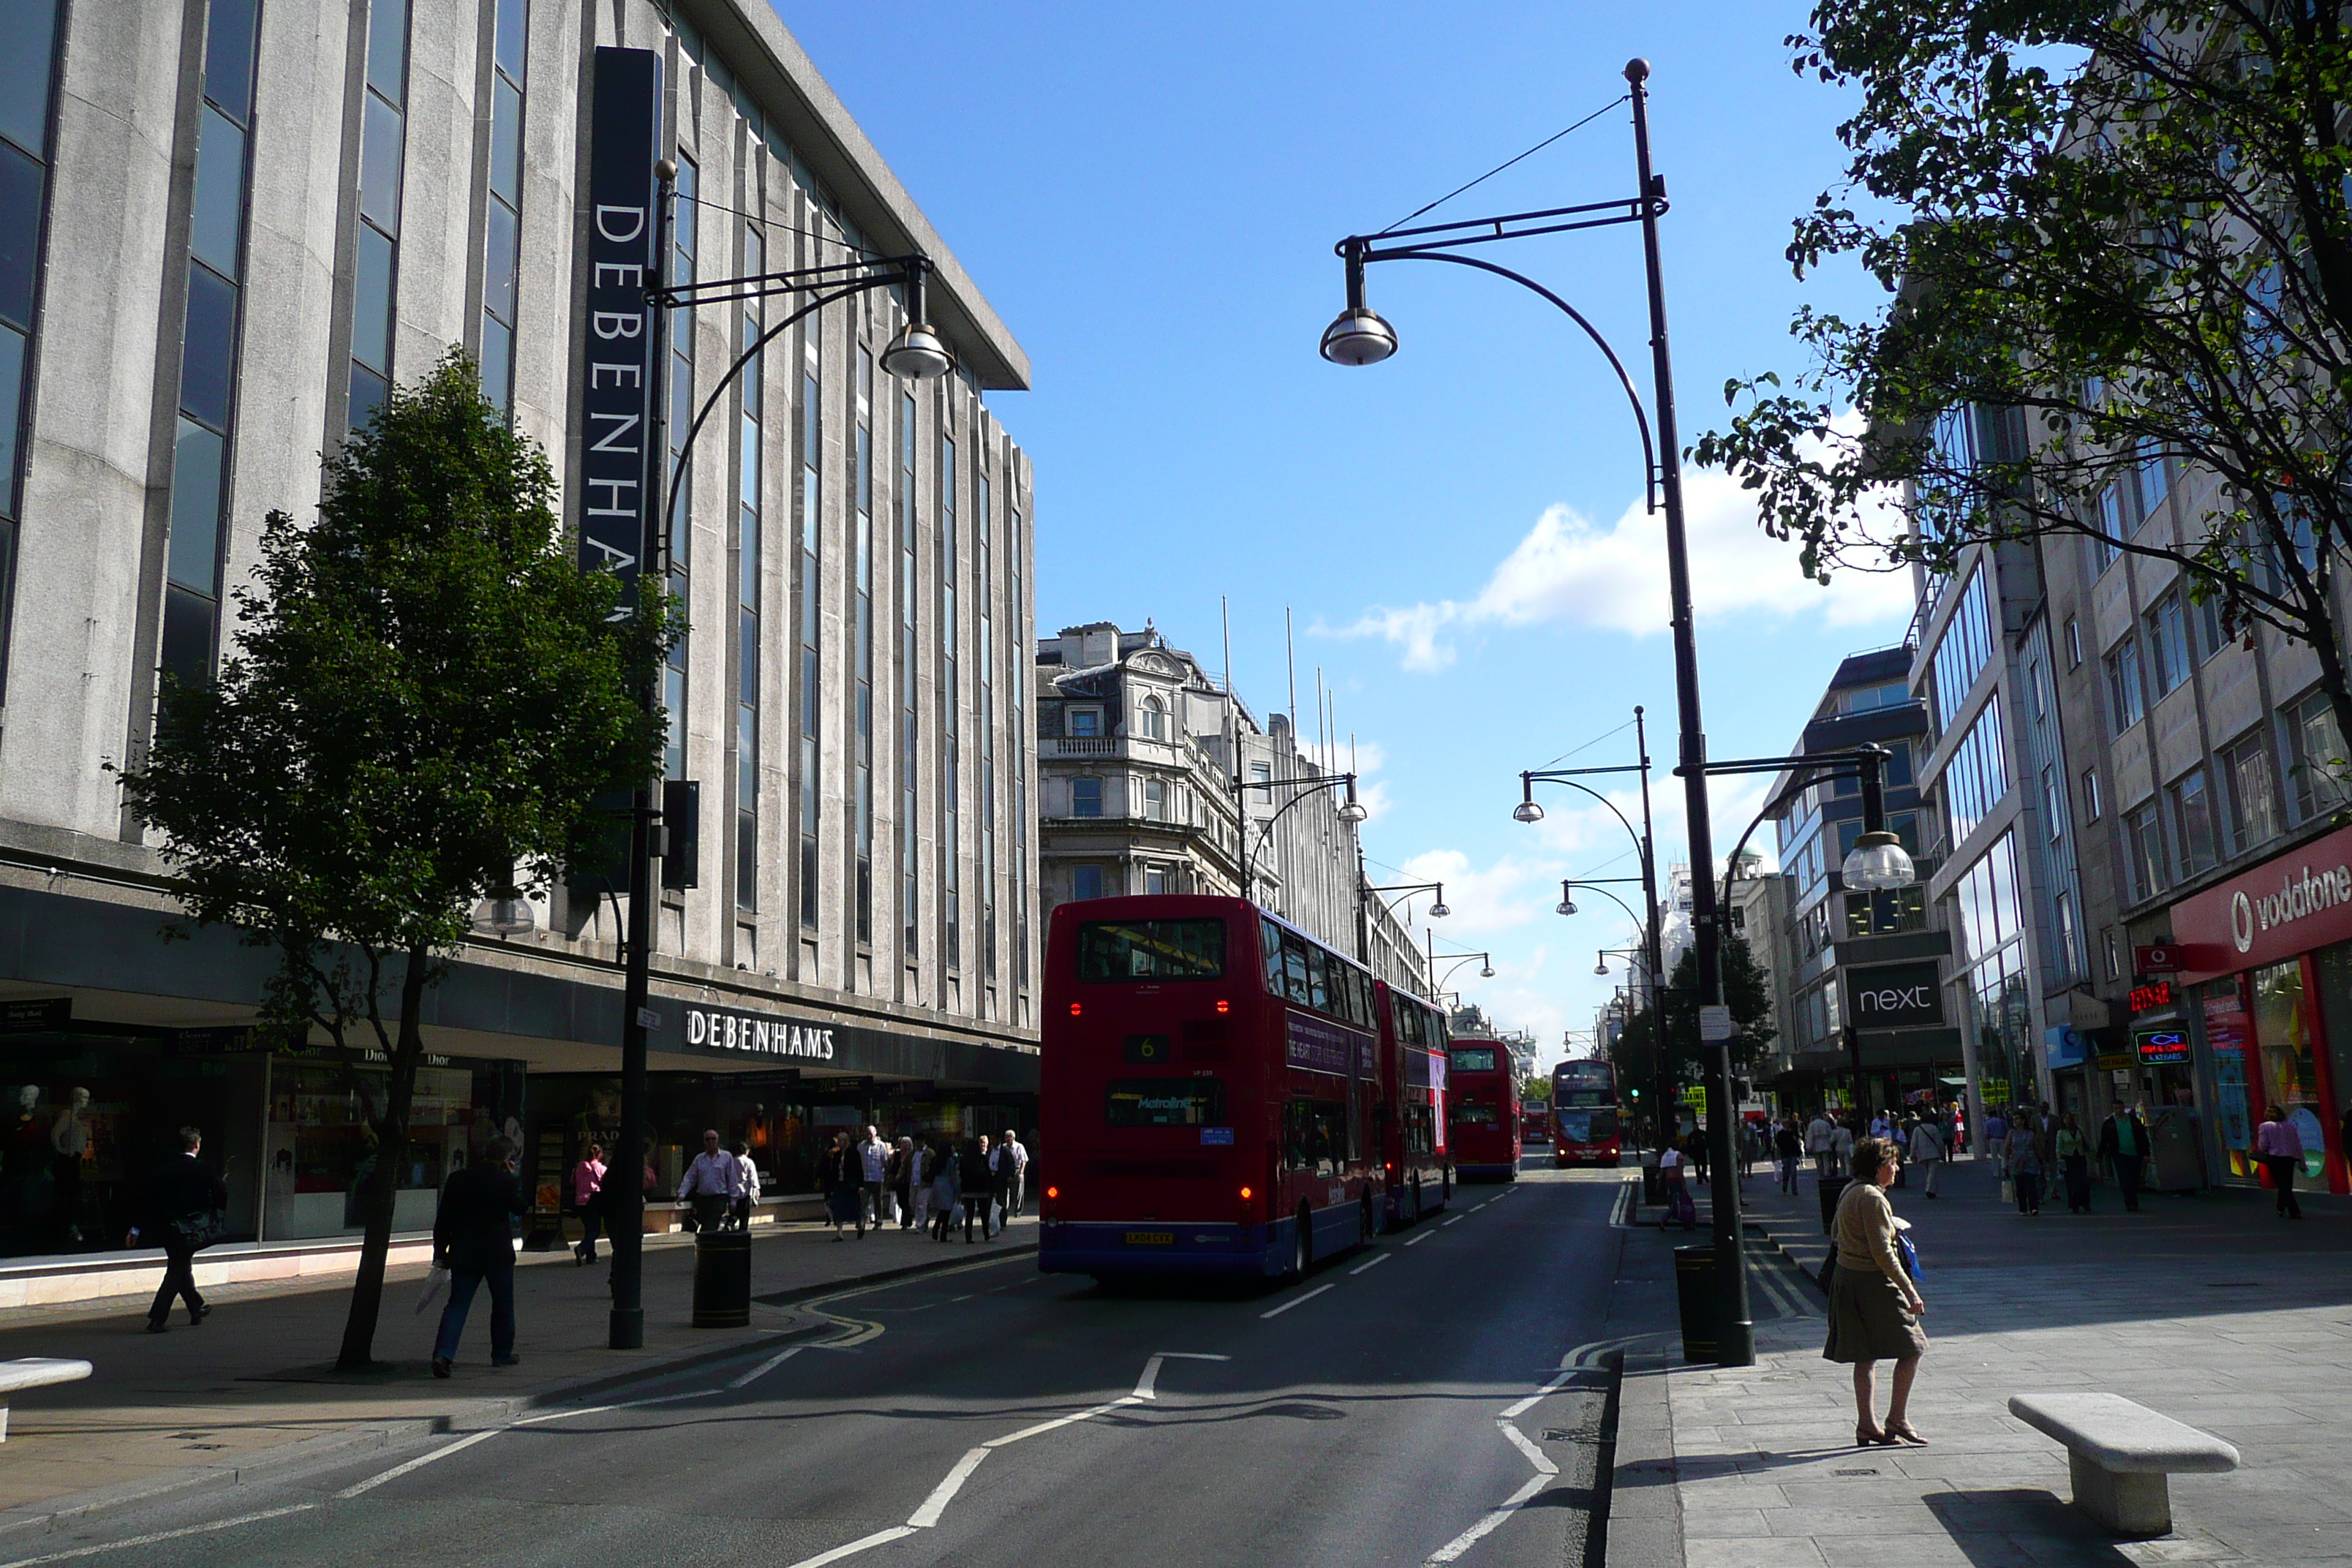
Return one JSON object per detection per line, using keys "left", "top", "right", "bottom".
{"left": 676, "top": 1129, "right": 742, "bottom": 1234}
{"left": 430, "top": 1136, "right": 524, "bottom": 1377}
{"left": 127, "top": 1127, "right": 227, "bottom": 1333}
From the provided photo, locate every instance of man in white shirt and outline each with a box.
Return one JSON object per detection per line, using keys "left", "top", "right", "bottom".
{"left": 858, "top": 1126, "right": 892, "bottom": 1233}
{"left": 1001, "top": 1131, "right": 1030, "bottom": 1218}
{"left": 731, "top": 1141, "right": 761, "bottom": 1230}
{"left": 1805, "top": 1111, "right": 1836, "bottom": 1177}
{"left": 676, "top": 1129, "right": 742, "bottom": 1232}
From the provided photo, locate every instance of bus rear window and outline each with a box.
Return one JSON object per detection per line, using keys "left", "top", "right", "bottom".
{"left": 1107, "top": 1079, "right": 1226, "bottom": 1127}
{"left": 1450, "top": 1048, "right": 1498, "bottom": 1074}
{"left": 1077, "top": 919, "right": 1226, "bottom": 981}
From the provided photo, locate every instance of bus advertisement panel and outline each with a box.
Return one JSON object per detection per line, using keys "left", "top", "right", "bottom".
{"left": 1038, "top": 896, "right": 1382, "bottom": 1280}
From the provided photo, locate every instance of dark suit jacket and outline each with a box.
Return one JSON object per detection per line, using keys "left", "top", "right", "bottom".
{"left": 2095, "top": 1114, "right": 2151, "bottom": 1171}
{"left": 433, "top": 1161, "right": 524, "bottom": 1273}
{"left": 139, "top": 1153, "right": 228, "bottom": 1239}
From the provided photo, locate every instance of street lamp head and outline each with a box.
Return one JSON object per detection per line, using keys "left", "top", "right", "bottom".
{"left": 1337, "top": 776, "right": 1368, "bottom": 823}
{"left": 879, "top": 319, "right": 954, "bottom": 382}
{"left": 1557, "top": 897, "right": 1577, "bottom": 916}
{"left": 1594, "top": 952, "right": 1611, "bottom": 976}
{"left": 1624, "top": 57, "right": 1651, "bottom": 85}
{"left": 1429, "top": 900, "right": 1450, "bottom": 919}
{"left": 1841, "top": 829, "right": 1917, "bottom": 892}
{"left": 1480, "top": 963, "right": 1496, "bottom": 979}
{"left": 1511, "top": 798, "right": 1545, "bottom": 824}
{"left": 1319, "top": 304, "right": 1397, "bottom": 367}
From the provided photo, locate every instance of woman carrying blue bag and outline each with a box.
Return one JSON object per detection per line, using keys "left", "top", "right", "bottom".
{"left": 1825, "top": 1134, "right": 1929, "bottom": 1447}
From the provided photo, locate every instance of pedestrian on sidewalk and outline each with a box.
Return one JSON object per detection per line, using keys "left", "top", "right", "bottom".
{"left": 930, "top": 1139, "right": 962, "bottom": 1242}
{"left": 1906, "top": 1114, "right": 1944, "bottom": 1199}
{"left": 429, "top": 1135, "right": 524, "bottom": 1378}
{"left": 960, "top": 1136, "right": 997, "bottom": 1243}
{"left": 126, "top": 1126, "right": 227, "bottom": 1333}
{"left": 1829, "top": 1116, "right": 1855, "bottom": 1181}
{"left": 731, "top": 1141, "right": 761, "bottom": 1230}
{"left": 1983, "top": 1106, "right": 2008, "bottom": 1161}
{"left": 1658, "top": 1138, "right": 1697, "bottom": 1229}
{"left": 825, "top": 1131, "right": 862, "bottom": 1240}
{"left": 2055, "top": 1112, "right": 2092, "bottom": 1213}
{"left": 857, "top": 1125, "right": 891, "bottom": 1233}
{"left": 897, "top": 1138, "right": 927, "bottom": 1230}
{"left": 2255, "top": 1106, "right": 2305, "bottom": 1219}
{"left": 1775, "top": 1117, "right": 1803, "bottom": 1194}
{"left": 570, "top": 1142, "right": 606, "bottom": 1265}
{"left": 2003, "top": 1112, "right": 2046, "bottom": 1215}
{"left": 1806, "top": 1109, "right": 1835, "bottom": 1177}
{"left": 2096, "top": 1100, "right": 2151, "bottom": 1213}
{"left": 1002, "top": 1129, "right": 1030, "bottom": 1217}
{"left": 676, "top": 1130, "right": 742, "bottom": 1234}
{"left": 888, "top": 1137, "right": 914, "bottom": 1229}
{"left": 1825, "top": 1135, "right": 1929, "bottom": 1447}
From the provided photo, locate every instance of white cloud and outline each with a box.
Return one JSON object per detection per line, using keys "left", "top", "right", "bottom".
{"left": 1298, "top": 737, "right": 1390, "bottom": 819}
{"left": 1336, "top": 461, "right": 1914, "bottom": 671}
{"left": 1392, "top": 848, "right": 1558, "bottom": 938}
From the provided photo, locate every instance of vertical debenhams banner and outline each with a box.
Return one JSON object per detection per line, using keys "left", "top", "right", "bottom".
{"left": 578, "top": 48, "right": 662, "bottom": 606}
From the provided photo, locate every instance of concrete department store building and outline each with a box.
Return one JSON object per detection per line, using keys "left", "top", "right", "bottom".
{"left": 0, "top": 0, "right": 1038, "bottom": 1278}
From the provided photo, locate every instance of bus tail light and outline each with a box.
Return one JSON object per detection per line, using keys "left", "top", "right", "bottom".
{"left": 1044, "top": 1185, "right": 1060, "bottom": 1201}
{"left": 1238, "top": 1186, "right": 1252, "bottom": 1202}
{"left": 1068, "top": 1002, "right": 1081, "bottom": 1017}
{"left": 1215, "top": 999, "right": 1229, "bottom": 1014}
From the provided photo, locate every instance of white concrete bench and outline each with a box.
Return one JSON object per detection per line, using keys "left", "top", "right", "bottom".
{"left": 2009, "top": 1392, "right": 2239, "bottom": 1535}
{"left": 0, "top": 1357, "right": 90, "bottom": 1442}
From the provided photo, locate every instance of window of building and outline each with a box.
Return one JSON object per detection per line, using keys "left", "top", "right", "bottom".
{"left": 1139, "top": 694, "right": 1169, "bottom": 739}
{"left": 2053, "top": 890, "right": 2080, "bottom": 984}
{"left": 1249, "top": 761, "right": 1271, "bottom": 799}
{"left": 2080, "top": 766, "right": 2103, "bottom": 822}
{"left": 1943, "top": 700, "right": 2010, "bottom": 845}
{"left": 1068, "top": 706, "right": 1101, "bottom": 737}
{"left": 2145, "top": 594, "right": 2189, "bottom": 696}
{"left": 2221, "top": 729, "right": 2279, "bottom": 855}
{"left": 2094, "top": 481, "right": 2130, "bottom": 572}
{"left": 2103, "top": 927, "right": 2122, "bottom": 982}
{"left": 1072, "top": 864, "right": 1104, "bottom": 901}
{"left": 1929, "top": 566, "right": 1994, "bottom": 728}
{"left": 2040, "top": 766, "right": 2063, "bottom": 840}
{"left": 347, "top": 0, "right": 411, "bottom": 432}
{"left": 1141, "top": 777, "right": 1166, "bottom": 821}
{"left": 2065, "top": 617, "right": 2082, "bottom": 668}
{"left": 900, "top": 389, "right": 919, "bottom": 962}
{"left": 2125, "top": 802, "right": 2166, "bottom": 900}
{"left": 1071, "top": 777, "right": 1102, "bottom": 818}
{"left": 853, "top": 347, "right": 874, "bottom": 948}
{"left": 732, "top": 222, "right": 766, "bottom": 916}
{"left": 0, "top": 1, "right": 59, "bottom": 704}
{"left": 979, "top": 467, "right": 996, "bottom": 987}
{"left": 939, "top": 429, "right": 959, "bottom": 971}
{"left": 2190, "top": 592, "right": 2226, "bottom": 664}
{"left": 1144, "top": 864, "right": 1169, "bottom": 895}
{"left": 2170, "top": 769, "right": 2216, "bottom": 878}
{"left": 2106, "top": 636, "right": 2145, "bottom": 731}
{"left": 478, "top": 0, "right": 525, "bottom": 415}
{"left": 2137, "top": 439, "right": 2171, "bottom": 516}
{"left": 1882, "top": 736, "right": 1913, "bottom": 788}
{"left": 2285, "top": 690, "right": 2350, "bottom": 823}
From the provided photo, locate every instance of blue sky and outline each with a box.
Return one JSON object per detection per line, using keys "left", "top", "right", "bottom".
{"left": 778, "top": 2, "right": 1915, "bottom": 1068}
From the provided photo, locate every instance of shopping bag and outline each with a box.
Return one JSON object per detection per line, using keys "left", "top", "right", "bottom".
{"left": 1999, "top": 1176, "right": 2015, "bottom": 1204}
{"left": 413, "top": 1264, "right": 450, "bottom": 1316}
{"left": 2256, "top": 1158, "right": 2275, "bottom": 1188}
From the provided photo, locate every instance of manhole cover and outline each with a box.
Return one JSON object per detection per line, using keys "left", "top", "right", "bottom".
{"left": 1833, "top": 1468, "right": 1879, "bottom": 1476}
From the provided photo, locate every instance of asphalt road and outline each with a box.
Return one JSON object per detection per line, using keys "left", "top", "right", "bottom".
{"left": 0, "top": 1164, "right": 1641, "bottom": 1568}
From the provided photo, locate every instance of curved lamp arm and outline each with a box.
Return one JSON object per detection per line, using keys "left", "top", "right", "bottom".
{"left": 1240, "top": 774, "right": 1359, "bottom": 905}
{"left": 1518, "top": 773, "right": 1649, "bottom": 875}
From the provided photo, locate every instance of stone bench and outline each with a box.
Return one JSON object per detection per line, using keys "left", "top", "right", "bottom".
{"left": 2008, "top": 1392, "right": 2239, "bottom": 1535}
{"left": 0, "top": 1357, "right": 91, "bottom": 1442}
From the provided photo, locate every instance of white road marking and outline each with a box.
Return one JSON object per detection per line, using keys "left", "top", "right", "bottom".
{"left": 0, "top": 1505, "right": 317, "bottom": 1566}
{"left": 1497, "top": 1418, "right": 1559, "bottom": 1476}
{"left": 1405, "top": 1232, "right": 1433, "bottom": 1246}
{"left": 906, "top": 1447, "right": 989, "bottom": 1527}
{"left": 1473, "top": 1200, "right": 1491, "bottom": 1210}
{"left": 1349, "top": 1253, "right": 1392, "bottom": 1275}
{"left": 781, "top": 1525, "right": 919, "bottom": 1568}
{"left": 730, "top": 1342, "right": 808, "bottom": 1387}
{"left": 1501, "top": 1370, "right": 1574, "bottom": 1420}
{"left": 984, "top": 1395, "right": 1139, "bottom": 1447}
{"left": 335, "top": 1428, "right": 502, "bottom": 1499}
{"left": 1131, "top": 1351, "right": 1229, "bottom": 1400}
{"left": 1258, "top": 1282, "right": 1335, "bottom": 1319}
{"left": 1441, "top": 1214, "right": 1466, "bottom": 1227}
{"left": 1424, "top": 1420, "right": 1560, "bottom": 1563}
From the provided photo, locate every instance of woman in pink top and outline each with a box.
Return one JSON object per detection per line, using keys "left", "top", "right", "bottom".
{"left": 2255, "top": 1108, "right": 2304, "bottom": 1221}
{"left": 571, "top": 1141, "right": 608, "bottom": 1264}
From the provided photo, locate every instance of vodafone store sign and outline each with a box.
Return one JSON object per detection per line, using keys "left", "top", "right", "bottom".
{"left": 2173, "top": 820, "right": 2352, "bottom": 976}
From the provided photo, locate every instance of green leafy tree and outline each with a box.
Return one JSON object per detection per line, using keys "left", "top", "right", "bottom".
{"left": 1695, "top": 1, "right": 2352, "bottom": 753}
{"left": 1609, "top": 934, "right": 1779, "bottom": 1111}
{"left": 117, "top": 352, "right": 673, "bottom": 1370}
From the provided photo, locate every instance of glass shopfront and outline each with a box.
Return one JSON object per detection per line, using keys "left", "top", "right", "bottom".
{"left": 260, "top": 1054, "right": 524, "bottom": 1242}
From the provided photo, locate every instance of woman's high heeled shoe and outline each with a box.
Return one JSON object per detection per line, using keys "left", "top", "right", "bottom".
{"left": 1885, "top": 1422, "right": 1930, "bottom": 1445}
{"left": 1855, "top": 1423, "right": 1896, "bottom": 1446}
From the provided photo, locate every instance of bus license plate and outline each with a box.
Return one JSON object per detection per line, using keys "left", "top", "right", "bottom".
{"left": 1125, "top": 1231, "right": 1175, "bottom": 1245}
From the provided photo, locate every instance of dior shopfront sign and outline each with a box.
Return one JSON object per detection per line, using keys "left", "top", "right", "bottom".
{"left": 683, "top": 1007, "right": 837, "bottom": 1060}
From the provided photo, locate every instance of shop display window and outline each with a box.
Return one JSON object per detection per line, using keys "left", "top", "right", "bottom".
{"left": 2250, "top": 960, "right": 2329, "bottom": 1181}
{"left": 263, "top": 1060, "right": 513, "bottom": 1241}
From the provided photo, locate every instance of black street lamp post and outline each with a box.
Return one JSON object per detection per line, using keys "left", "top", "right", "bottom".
{"left": 1235, "top": 772, "right": 1367, "bottom": 908}
{"left": 606, "top": 164, "right": 956, "bottom": 1351}
{"left": 1324, "top": 64, "right": 1748, "bottom": 1358}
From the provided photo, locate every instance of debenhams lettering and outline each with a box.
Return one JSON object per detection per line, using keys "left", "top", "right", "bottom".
{"left": 685, "top": 1009, "right": 837, "bottom": 1060}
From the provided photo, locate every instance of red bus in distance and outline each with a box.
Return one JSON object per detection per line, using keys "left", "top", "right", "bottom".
{"left": 1522, "top": 1103, "right": 1550, "bottom": 1145}
{"left": 1447, "top": 1039, "right": 1522, "bottom": 1180}
{"left": 1376, "top": 981, "right": 1451, "bottom": 1225}
{"left": 1038, "top": 895, "right": 1383, "bottom": 1280}
{"left": 1552, "top": 1058, "right": 1623, "bottom": 1166}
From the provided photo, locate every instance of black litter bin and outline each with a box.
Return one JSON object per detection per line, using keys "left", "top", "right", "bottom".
{"left": 692, "top": 1227, "right": 752, "bottom": 1327}
{"left": 1640, "top": 1160, "right": 1662, "bottom": 1207}
{"left": 1817, "top": 1175, "right": 1849, "bottom": 1235}
{"left": 1673, "top": 1245, "right": 1716, "bottom": 1363}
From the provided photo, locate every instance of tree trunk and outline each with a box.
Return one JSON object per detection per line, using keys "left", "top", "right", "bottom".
{"left": 333, "top": 944, "right": 428, "bottom": 1372}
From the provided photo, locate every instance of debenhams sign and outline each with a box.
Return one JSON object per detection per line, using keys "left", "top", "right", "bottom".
{"left": 684, "top": 1007, "right": 837, "bottom": 1061}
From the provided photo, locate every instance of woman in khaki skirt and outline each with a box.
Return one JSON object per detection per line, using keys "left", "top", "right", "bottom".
{"left": 1825, "top": 1134, "right": 1929, "bottom": 1445}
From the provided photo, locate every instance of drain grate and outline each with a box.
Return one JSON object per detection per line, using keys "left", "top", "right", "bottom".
{"left": 1540, "top": 1428, "right": 1572, "bottom": 1441}
{"left": 1833, "top": 1468, "right": 1880, "bottom": 1476}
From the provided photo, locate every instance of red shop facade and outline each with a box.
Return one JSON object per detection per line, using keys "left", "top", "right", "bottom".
{"left": 2171, "top": 821, "right": 2352, "bottom": 1194}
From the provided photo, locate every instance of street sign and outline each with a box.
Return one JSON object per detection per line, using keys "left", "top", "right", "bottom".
{"left": 1697, "top": 1005, "right": 1734, "bottom": 1042}
{"left": 2134, "top": 944, "right": 2182, "bottom": 974}
{"left": 1680, "top": 1086, "right": 1707, "bottom": 1107}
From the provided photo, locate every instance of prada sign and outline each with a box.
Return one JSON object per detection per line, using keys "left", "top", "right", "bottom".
{"left": 682, "top": 1007, "right": 839, "bottom": 1061}
{"left": 1842, "top": 960, "right": 1945, "bottom": 1030}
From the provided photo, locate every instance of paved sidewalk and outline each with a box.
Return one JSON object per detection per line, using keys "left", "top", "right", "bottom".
{"left": 1632, "top": 1156, "right": 2352, "bottom": 1566}
{"left": 0, "top": 1210, "right": 1036, "bottom": 1521}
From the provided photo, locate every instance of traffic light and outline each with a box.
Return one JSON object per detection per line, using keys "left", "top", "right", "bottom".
{"left": 1629, "top": 1088, "right": 1641, "bottom": 1098}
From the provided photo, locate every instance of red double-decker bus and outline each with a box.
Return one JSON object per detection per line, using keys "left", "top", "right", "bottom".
{"left": 1447, "top": 1037, "right": 1522, "bottom": 1180}
{"left": 1522, "top": 1103, "right": 1551, "bottom": 1145}
{"left": 1376, "top": 982, "right": 1450, "bottom": 1226}
{"left": 1552, "top": 1059, "right": 1623, "bottom": 1166}
{"left": 1038, "top": 896, "right": 1382, "bottom": 1279}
